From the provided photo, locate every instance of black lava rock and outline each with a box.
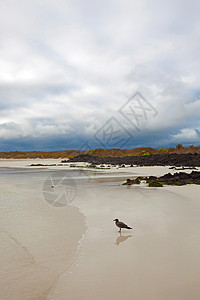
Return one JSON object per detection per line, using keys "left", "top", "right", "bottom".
{"left": 66, "top": 153, "right": 200, "bottom": 167}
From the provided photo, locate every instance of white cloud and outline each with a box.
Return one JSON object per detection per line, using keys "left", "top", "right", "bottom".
{"left": 171, "top": 128, "right": 200, "bottom": 144}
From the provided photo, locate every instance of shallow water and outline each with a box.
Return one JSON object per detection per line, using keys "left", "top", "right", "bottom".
{"left": 0, "top": 168, "right": 87, "bottom": 300}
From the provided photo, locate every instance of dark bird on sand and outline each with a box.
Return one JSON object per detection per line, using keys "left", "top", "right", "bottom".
{"left": 113, "top": 219, "right": 132, "bottom": 233}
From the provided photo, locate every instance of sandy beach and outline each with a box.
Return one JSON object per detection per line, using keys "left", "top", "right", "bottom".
{"left": 1, "top": 159, "right": 200, "bottom": 299}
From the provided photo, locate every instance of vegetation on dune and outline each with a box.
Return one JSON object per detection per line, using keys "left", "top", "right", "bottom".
{"left": 0, "top": 150, "right": 81, "bottom": 159}
{"left": 0, "top": 144, "right": 200, "bottom": 159}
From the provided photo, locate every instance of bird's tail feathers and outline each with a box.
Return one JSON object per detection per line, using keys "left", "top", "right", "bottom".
{"left": 127, "top": 226, "right": 132, "bottom": 230}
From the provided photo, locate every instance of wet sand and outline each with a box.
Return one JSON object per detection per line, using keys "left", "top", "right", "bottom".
{"left": 50, "top": 183, "right": 200, "bottom": 300}
{"left": 0, "top": 167, "right": 86, "bottom": 300}
{"left": 1, "top": 160, "right": 200, "bottom": 299}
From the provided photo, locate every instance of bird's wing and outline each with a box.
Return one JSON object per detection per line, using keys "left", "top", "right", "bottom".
{"left": 117, "top": 221, "right": 128, "bottom": 228}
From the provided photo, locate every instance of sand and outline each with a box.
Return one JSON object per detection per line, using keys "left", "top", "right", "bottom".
{"left": 49, "top": 183, "right": 200, "bottom": 300}
{"left": 1, "top": 159, "right": 200, "bottom": 299}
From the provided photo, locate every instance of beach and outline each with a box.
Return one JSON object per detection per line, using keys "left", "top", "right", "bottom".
{"left": 1, "top": 160, "right": 200, "bottom": 299}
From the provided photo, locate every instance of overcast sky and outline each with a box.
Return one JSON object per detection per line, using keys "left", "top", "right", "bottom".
{"left": 0, "top": 0, "right": 200, "bottom": 151}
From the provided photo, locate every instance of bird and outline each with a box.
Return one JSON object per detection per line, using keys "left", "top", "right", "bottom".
{"left": 113, "top": 219, "right": 132, "bottom": 233}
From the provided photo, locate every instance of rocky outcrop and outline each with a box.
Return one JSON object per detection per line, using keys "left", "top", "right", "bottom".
{"left": 65, "top": 153, "right": 200, "bottom": 167}
{"left": 123, "top": 171, "right": 200, "bottom": 187}
{"left": 158, "top": 171, "right": 200, "bottom": 185}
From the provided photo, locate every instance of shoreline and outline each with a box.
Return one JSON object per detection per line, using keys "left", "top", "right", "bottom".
{"left": 0, "top": 168, "right": 87, "bottom": 300}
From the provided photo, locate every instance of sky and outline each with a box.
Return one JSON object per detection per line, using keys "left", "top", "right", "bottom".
{"left": 0, "top": 0, "right": 200, "bottom": 151}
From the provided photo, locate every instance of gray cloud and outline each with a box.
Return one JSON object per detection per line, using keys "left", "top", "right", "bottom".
{"left": 0, "top": 0, "right": 200, "bottom": 150}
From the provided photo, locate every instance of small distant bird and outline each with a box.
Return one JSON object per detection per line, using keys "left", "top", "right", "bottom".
{"left": 113, "top": 219, "right": 132, "bottom": 233}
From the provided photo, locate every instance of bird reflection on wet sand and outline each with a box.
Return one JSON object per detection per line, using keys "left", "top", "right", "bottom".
{"left": 115, "top": 233, "right": 132, "bottom": 246}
